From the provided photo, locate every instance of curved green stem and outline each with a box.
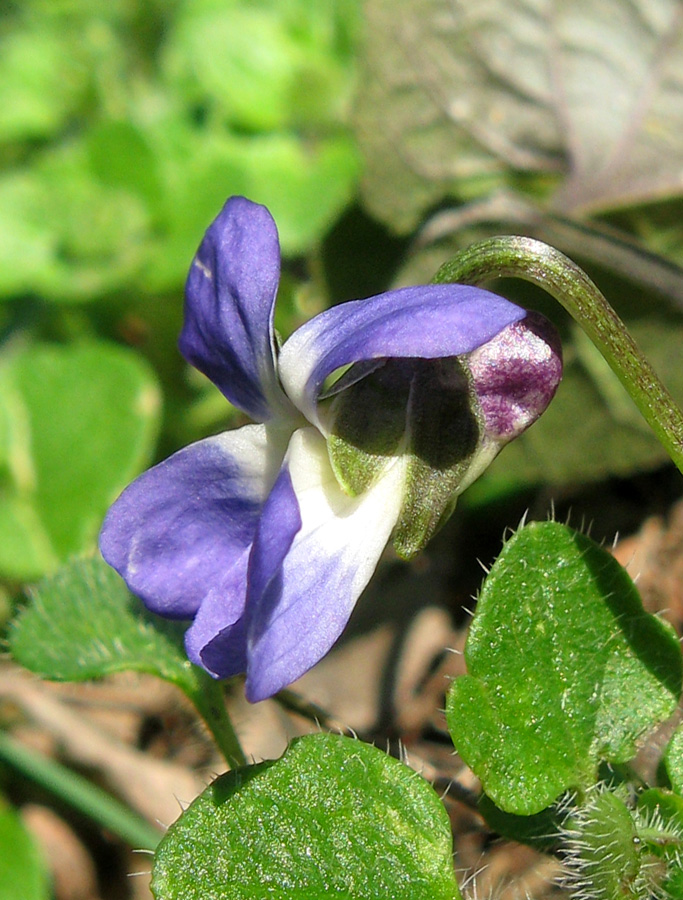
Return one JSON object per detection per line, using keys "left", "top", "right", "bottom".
{"left": 435, "top": 235, "right": 683, "bottom": 475}
{"left": 181, "top": 671, "right": 247, "bottom": 769}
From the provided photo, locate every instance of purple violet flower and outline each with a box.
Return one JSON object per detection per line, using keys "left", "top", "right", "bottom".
{"left": 100, "top": 196, "right": 562, "bottom": 701}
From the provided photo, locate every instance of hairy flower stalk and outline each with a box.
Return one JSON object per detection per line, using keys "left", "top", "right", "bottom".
{"left": 100, "top": 196, "right": 561, "bottom": 701}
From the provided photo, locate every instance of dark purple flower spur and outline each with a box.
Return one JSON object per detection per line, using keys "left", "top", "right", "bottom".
{"left": 100, "top": 197, "right": 562, "bottom": 701}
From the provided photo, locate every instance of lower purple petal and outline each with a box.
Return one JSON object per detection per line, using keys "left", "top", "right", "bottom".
{"left": 184, "top": 551, "right": 250, "bottom": 678}
{"left": 190, "top": 468, "right": 302, "bottom": 679}
{"left": 243, "top": 428, "right": 404, "bottom": 702}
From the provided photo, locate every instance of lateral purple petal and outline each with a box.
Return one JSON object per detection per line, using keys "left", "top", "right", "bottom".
{"left": 278, "top": 284, "right": 526, "bottom": 428}
{"left": 243, "top": 428, "right": 404, "bottom": 702}
{"left": 184, "top": 555, "right": 250, "bottom": 679}
{"left": 180, "top": 196, "right": 291, "bottom": 422}
{"left": 192, "top": 467, "right": 302, "bottom": 680}
{"left": 99, "top": 425, "right": 278, "bottom": 620}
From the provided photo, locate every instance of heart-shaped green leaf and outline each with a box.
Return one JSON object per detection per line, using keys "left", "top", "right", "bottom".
{"left": 356, "top": 0, "right": 683, "bottom": 231}
{"left": 9, "top": 556, "right": 193, "bottom": 688}
{"left": 152, "top": 733, "right": 461, "bottom": 900}
{"left": 664, "top": 726, "right": 683, "bottom": 796}
{"left": 447, "top": 521, "right": 681, "bottom": 814}
{"left": 0, "top": 342, "right": 160, "bottom": 581}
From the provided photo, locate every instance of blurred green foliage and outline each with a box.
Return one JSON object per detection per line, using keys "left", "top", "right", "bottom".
{"left": 0, "top": 0, "right": 363, "bottom": 582}
{"left": 0, "top": 0, "right": 361, "bottom": 301}
{"left": 3, "top": 0, "right": 683, "bottom": 589}
{"left": 0, "top": 799, "right": 49, "bottom": 900}
{"left": 356, "top": 0, "right": 683, "bottom": 491}
{"left": 3, "top": 4, "right": 683, "bottom": 891}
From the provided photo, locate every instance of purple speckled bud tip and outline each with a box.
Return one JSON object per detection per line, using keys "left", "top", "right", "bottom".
{"left": 467, "top": 311, "right": 563, "bottom": 443}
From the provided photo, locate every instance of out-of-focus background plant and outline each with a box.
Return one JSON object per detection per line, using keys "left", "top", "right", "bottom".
{"left": 3, "top": 1, "right": 683, "bottom": 898}
{"left": 0, "top": 0, "right": 362, "bottom": 587}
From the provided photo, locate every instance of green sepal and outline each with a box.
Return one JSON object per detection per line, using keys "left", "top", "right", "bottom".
{"left": 563, "top": 791, "right": 641, "bottom": 900}
{"left": 562, "top": 788, "right": 683, "bottom": 900}
{"left": 636, "top": 789, "right": 683, "bottom": 900}
{"left": 327, "top": 356, "right": 486, "bottom": 558}
{"left": 636, "top": 789, "right": 683, "bottom": 860}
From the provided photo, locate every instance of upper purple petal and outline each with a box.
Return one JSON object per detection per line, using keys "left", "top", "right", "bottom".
{"left": 242, "top": 428, "right": 404, "bottom": 702}
{"left": 278, "top": 284, "right": 526, "bottom": 429}
{"left": 179, "top": 196, "right": 292, "bottom": 422}
{"left": 99, "top": 424, "right": 283, "bottom": 619}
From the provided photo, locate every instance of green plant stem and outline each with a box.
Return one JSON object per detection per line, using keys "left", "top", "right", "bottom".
{"left": 0, "top": 730, "right": 162, "bottom": 850}
{"left": 435, "top": 235, "right": 683, "bottom": 475}
{"left": 181, "top": 672, "right": 247, "bottom": 769}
